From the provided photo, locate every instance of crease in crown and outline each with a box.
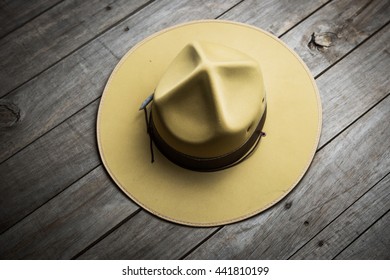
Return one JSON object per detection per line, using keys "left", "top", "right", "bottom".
{"left": 152, "top": 41, "right": 266, "bottom": 158}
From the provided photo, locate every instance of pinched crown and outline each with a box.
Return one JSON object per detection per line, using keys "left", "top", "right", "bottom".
{"left": 152, "top": 41, "right": 266, "bottom": 158}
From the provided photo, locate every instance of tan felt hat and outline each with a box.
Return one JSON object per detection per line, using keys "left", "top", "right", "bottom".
{"left": 97, "top": 20, "right": 322, "bottom": 227}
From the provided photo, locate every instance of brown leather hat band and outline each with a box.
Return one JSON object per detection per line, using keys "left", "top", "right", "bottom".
{"left": 149, "top": 107, "right": 266, "bottom": 172}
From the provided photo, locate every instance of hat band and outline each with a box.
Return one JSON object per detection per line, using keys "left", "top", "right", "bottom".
{"left": 149, "top": 107, "right": 266, "bottom": 172}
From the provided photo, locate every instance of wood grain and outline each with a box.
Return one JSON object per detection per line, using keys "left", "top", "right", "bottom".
{"left": 0, "top": 166, "right": 138, "bottom": 259}
{"left": 315, "top": 22, "right": 390, "bottom": 146}
{"left": 0, "top": 0, "right": 151, "bottom": 97}
{"left": 0, "top": 40, "right": 118, "bottom": 163}
{"left": 335, "top": 211, "right": 390, "bottom": 259}
{"left": 282, "top": 0, "right": 390, "bottom": 76}
{"left": 78, "top": 211, "right": 216, "bottom": 260}
{"left": 290, "top": 173, "right": 390, "bottom": 259}
{"left": 0, "top": 0, "right": 62, "bottom": 38}
{"left": 221, "top": 0, "right": 329, "bottom": 35}
{"left": 187, "top": 95, "right": 390, "bottom": 259}
{"left": 0, "top": 101, "right": 100, "bottom": 232}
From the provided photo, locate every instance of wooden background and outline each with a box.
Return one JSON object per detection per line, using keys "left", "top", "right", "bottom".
{"left": 0, "top": 0, "right": 389, "bottom": 259}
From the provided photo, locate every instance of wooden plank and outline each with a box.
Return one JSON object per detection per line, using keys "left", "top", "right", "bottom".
{"left": 335, "top": 211, "right": 390, "bottom": 259}
{"left": 0, "top": 0, "right": 241, "bottom": 232}
{"left": 0, "top": 166, "right": 138, "bottom": 259}
{"left": 0, "top": 0, "right": 151, "bottom": 97}
{"left": 0, "top": 39, "right": 118, "bottom": 162}
{"left": 0, "top": 0, "right": 332, "bottom": 258}
{"left": 187, "top": 95, "right": 390, "bottom": 259}
{"left": 0, "top": 0, "right": 62, "bottom": 38}
{"left": 282, "top": 0, "right": 390, "bottom": 77}
{"left": 290, "top": 173, "right": 390, "bottom": 259}
{"left": 0, "top": 101, "right": 101, "bottom": 232}
{"left": 221, "top": 0, "right": 329, "bottom": 35}
{"left": 78, "top": 211, "right": 215, "bottom": 260}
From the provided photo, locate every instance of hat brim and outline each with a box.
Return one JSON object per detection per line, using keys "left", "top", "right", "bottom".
{"left": 97, "top": 20, "right": 322, "bottom": 227}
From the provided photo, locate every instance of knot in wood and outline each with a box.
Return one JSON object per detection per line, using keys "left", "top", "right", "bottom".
{"left": 308, "top": 32, "right": 337, "bottom": 51}
{"left": 0, "top": 100, "right": 21, "bottom": 128}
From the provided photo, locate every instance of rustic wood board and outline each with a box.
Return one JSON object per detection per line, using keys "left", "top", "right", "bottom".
{"left": 335, "top": 211, "right": 390, "bottom": 259}
{"left": 290, "top": 173, "right": 390, "bottom": 259}
{"left": 0, "top": 0, "right": 151, "bottom": 97}
{"left": 0, "top": 0, "right": 62, "bottom": 38}
{"left": 0, "top": 101, "right": 101, "bottom": 232}
{"left": 187, "top": 95, "right": 390, "bottom": 259}
{"left": 282, "top": 0, "right": 390, "bottom": 76}
{"left": 0, "top": 166, "right": 138, "bottom": 259}
{"left": 221, "top": 0, "right": 329, "bottom": 35}
{"left": 78, "top": 211, "right": 217, "bottom": 260}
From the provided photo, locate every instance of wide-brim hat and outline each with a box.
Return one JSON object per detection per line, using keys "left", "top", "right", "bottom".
{"left": 97, "top": 20, "right": 322, "bottom": 227}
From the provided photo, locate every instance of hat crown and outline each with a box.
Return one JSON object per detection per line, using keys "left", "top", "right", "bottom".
{"left": 152, "top": 41, "right": 266, "bottom": 158}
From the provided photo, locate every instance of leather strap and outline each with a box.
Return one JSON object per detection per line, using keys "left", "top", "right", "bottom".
{"left": 149, "top": 107, "right": 266, "bottom": 172}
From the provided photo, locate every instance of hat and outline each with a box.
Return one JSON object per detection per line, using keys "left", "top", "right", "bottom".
{"left": 97, "top": 20, "right": 322, "bottom": 226}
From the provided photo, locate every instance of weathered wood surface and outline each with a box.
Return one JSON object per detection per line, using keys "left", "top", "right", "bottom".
{"left": 335, "top": 211, "right": 390, "bottom": 260}
{"left": 0, "top": 0, "right": 151, "bottom": 98}
{"left": 0, "top": 0, "right": 332, "bottom": 254}
{"left": 282, "top": 0, "right": 390, "bottom": 76}
{"left": 0, "top": 0, "right": 389, "bottom": 260}
{"left": 0, "top": 0, "right": 62, "bottom": 38}
{"left": 0, "top": 166, "right": 138, "bottom": 259}
{"left": 290, "top": 173, "right": 390, "bottom": 259}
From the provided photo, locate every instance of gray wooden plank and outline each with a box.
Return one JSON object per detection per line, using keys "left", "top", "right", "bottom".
{"left": 0, "top": 0, "right": 151, "bottom": 97}
{"left": 221, "top": 0, "right": 329, "bottom": 35}
{"left": 78, "top": 211, "right": 215, "bottom": 260}
{"left": 282, "top": 0, "right": 390, "bottom": 77}
{"left": 0, "top": 39, "right": 118, "bottom": 162}
{"left": 0, "top": 166, "right": 138, "bottom": 259}
{"left": 186, "top": 95, "right": 390, "bottom": 259}
{"left": 0, "top": 0, "right": 62, "bottom": 38}
{"left": 0, "top": 0, "right": 242, "bottom": 233}
{"left": 335, "top": 211, "right": 390, "bottom": 260}
{"left": 0, "top": 100, "right": 101, "bottom": 232}
{"left": 291, "top": 173, "right": 390, "bottom": 259}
